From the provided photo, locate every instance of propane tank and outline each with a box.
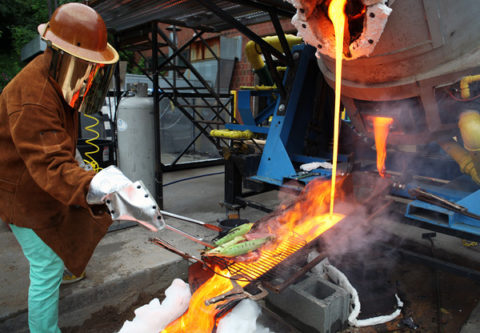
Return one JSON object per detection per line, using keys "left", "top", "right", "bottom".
{"left": 117, "top": 95, "right": 155, "bottom": 193}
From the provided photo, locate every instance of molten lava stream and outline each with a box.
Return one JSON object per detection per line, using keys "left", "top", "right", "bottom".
{"left": 163, "top": 178, "right": 346, "bottom": 332}
{"left": 164, "top": 2, "right": 351, "bottom": 328}
{"left": 372, "top": 117, "right": 394, "bottom": 177}
{"left": 328, "top": 0, "right": 347, "bottom": 216}
{"left": 162, "top": 268, "right": 248, "bottom": 333}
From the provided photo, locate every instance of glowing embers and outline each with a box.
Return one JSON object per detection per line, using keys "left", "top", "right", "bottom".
{"left": 372, "top": 116, "right": 394, "bottom": 177}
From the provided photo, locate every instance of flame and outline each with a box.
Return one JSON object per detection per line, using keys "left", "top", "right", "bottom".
{"left": 328, "top": 0, "right": 348, "bottom": 215}
{"left": 164, "top": 2, "right": 349, "bottom": 330}
{"left": 372, "top": 116, "right": 394, "bottom": 177}
{"left": 162, "top": 179, "right": 345, "bottom": 332}
{"left": 273, "top": 179, "right": 345, "bottom": 243}
{"left": 162, "top": 268, "right": 248, "bottom": 333}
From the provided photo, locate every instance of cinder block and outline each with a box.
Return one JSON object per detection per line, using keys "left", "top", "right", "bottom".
{"left": 266, "top": 273, "right": 349, "bottom": 333}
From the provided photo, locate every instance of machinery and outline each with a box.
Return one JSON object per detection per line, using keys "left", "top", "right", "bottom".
{"left": 221, "top": 0, "right": 480, "bottom": 241}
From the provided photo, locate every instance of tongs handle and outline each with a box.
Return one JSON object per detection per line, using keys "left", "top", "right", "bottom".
{"left": 160, "top": 210, "right": 222, "bottom": 232}
{"left": 164, "top": 224, "right": 214, "bottom": 248}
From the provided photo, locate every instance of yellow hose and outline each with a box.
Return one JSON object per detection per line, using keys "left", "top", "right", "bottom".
{"left": 83, "top": 114, "right": 103, "bottom": 172}
{"left": 245, "top": 35, "right": 303, "bottom": 70}
{"left": 210, "top": 129, "right": 254, "bottom": 140}
{"left": 440, "top": 141, "right": 480, "bottom": 184}
{"left": 458, "top": 110, "right": 480, "bottom": 176}
{"left": 460, "top": 74, "right": 480, "bottom": 99}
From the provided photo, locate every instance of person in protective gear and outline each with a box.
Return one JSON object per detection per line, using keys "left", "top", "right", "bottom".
{"left": 0, "top": 3, "right": 162, "bottom": 332}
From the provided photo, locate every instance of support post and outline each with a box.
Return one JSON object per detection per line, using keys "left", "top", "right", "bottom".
{"left": 152, "top": 21, "right": 163, "bottom": 209}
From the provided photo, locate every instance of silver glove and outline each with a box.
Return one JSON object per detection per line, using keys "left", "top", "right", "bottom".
{"left": 87, "top": 165, "right": 132, "bottom": 204}
{"left": 87, "top": 166, "right": 164, "bottom": 232}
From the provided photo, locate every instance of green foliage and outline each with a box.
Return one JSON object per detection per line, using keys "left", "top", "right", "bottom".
{"left": 0, "top": 0, "right": 80, "bottom": 90}
{"left": 0, "top": 53, "right": 22, "bottom": 90}
{"left": 120, "top": 50, "right": 146, "bottom": 75}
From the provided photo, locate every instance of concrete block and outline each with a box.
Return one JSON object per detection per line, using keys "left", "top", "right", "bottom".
{"left": 266, "top": 273, "right": 349, "bottom": 333}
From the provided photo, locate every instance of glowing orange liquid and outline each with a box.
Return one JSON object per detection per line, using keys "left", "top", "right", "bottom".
{"left": 328, "top": 0, "right": 347, "bottom": 215}
{"left": 162, "top": 270, "right": 248, "bottom": 333}
{"left": 372, "top": 117, "right": 394, "bottom": 177}
{"left": 163, "top": 179, "right": 345, "bottom": 332}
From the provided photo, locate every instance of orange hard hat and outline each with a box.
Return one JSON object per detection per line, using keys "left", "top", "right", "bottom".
{"left": 38, "top": 2, "right": 118, "bottom": 64}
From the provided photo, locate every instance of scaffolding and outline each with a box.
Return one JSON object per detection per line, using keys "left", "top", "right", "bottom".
{"left": 90, "top": 0, "right": 296, "bottom": 208}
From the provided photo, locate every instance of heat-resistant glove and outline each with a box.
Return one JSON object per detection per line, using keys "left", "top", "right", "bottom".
{"left": 87, "top": 165, "right": 165, "bottom": 231}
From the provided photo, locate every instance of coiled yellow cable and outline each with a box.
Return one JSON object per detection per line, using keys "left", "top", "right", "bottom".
{"left": 83, "top": 113, "right": 103, "bottom": 172}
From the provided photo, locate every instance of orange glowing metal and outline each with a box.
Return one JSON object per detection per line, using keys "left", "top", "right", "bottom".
{"left": 163, "top": 179, "right": 345, "bottom": 332}
{"left": 163, "top": 3, "right": 349, "bottom": 328}
{"left": 328, "top": 0, "right": 347, "bottom": 215}
{"left": 162, "top": 268, "right": 248, "bottom": 333}
{"left": 372, "top": 116, "right": 394, "bottom": 177}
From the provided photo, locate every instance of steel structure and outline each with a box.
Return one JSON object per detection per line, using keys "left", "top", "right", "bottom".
{"left": 90, "top": 0, "right": 296, "bottom": 208}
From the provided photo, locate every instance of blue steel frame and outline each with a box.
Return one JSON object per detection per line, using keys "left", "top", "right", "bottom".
{"left": 232, "top": 44, "right": 347, "bottom": 186}
{"left": 226, "top": 90, "right": 277, "bottom": 134}
{"left": 391, "top": 176, "right": 480, "bottom": 238}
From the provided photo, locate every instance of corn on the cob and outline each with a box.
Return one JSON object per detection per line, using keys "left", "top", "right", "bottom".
{"left": 213, "top": 223, "right": 253, "bottom": 246}
{"left": 203, "top": 236, "right": 245, "bottom": 256}
{"left": 203, "top": 236, "right": 273, "bottom": 257}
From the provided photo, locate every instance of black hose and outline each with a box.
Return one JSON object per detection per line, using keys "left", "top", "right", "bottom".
{"left": 163, "top": 172, "right": 224, "bottom": 187}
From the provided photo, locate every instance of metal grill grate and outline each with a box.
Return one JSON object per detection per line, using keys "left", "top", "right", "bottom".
{"left": 207, "top": 234, "right": 308, "bottom": 282}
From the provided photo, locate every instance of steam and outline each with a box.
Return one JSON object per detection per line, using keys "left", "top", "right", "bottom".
{"left": 319, "top": 199, "right": 393, "bottom": 264}
{"left": 118, "top": 278, "right": 191, "bottom": 333}
{"left": 118, "top": 280, "right": 275, "bottom": 333}
{"left": 217, "top": 299, "right": 274, "bottom": 333}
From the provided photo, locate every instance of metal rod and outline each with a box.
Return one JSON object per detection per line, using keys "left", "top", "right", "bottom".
{"left": 156, "top": 27, "right": 231, "bottom": 117}
{"left": 157, "top": 29, "right": 204, "bottom": 76}
{"left": 161, "top": 210, "right": 222, "bottom": 232}
{"left": 152, "top": 21, "right": 164, "bottom": 209}
{"left": 164, "top": 224, "right": 214, "bottom": 248}
{"left": 268, "top": 8, "right": 294, "bottom": 67}
{"left": 150, "top": 237, "right": 204, "bottom": 263}
{"left": 194, "top": 0, "right": 287, "bottom": 63}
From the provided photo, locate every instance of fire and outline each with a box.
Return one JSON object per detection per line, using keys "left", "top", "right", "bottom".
{"left": 162, "top": 268, "right": 248, "bottom": 333}
{"left": 162, "top": 179, "right": 345, "bottom": 332}
{"left": 372, "top": 116, "right": 393, "bottom": 177}
{"left": 273, "top": 179, "right": 345, "bottom": 243}
{"left": 328, "top": 0, "right": 348, "bottom": 215}
{"left": 164, "top": 2, "right": 349, "bottom": 331}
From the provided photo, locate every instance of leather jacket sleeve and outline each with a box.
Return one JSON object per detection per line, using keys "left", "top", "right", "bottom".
{"left": 8, "top": 102, "right": 94, "bottom": 208}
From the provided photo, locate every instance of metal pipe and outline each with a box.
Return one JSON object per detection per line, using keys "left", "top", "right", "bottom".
{"left": 152, "top": 21, "right": 163, "bottom": 209}
{"left": 440, "top": 141, "right": 480, "bottom": 184}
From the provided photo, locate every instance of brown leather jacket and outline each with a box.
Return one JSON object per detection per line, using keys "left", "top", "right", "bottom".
{"left": 0, "top": 50, "right": 112, "bottom": 275}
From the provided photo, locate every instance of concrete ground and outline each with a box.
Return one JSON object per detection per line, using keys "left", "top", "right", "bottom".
{"left": 1, "top": 164, "right": 479, "bottom": 332}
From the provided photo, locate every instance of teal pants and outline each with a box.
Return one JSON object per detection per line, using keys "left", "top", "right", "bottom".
{"left": 10, "top": 224, "right": 63, "bottom": 333}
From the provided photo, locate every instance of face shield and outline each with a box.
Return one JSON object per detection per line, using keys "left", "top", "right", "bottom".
{"left": 49, "top": 47, "right": 115, "bottom": 114}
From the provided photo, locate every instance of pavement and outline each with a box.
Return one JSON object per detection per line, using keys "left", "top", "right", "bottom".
{"left": 1, "top": 164, "right": 479, "bottom": 332}
{"left": 0, "top": 165, "right": 274, "bottom": 332}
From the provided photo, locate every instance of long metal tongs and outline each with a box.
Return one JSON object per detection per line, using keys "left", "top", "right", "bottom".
{"left": 150, "top": 237, "right": 205, "bottom": 263}
{"left": 409, "top": 187, "right": 480, "bottom": 220}
{"left": 160, "top": 210, "right": 222, "bottom": 232}
{"left": 163, "top": 224, "right": 214, "bottom": 248}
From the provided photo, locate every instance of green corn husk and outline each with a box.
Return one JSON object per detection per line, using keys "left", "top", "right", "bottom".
{"left": 213, "top": 223, "right": 254, "bottom": 246}
{"left": 203, "top": 236, "right": 245, "bottom": 256}
{"left": 205, "top": 236, "right": 273, "bottom": 258}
